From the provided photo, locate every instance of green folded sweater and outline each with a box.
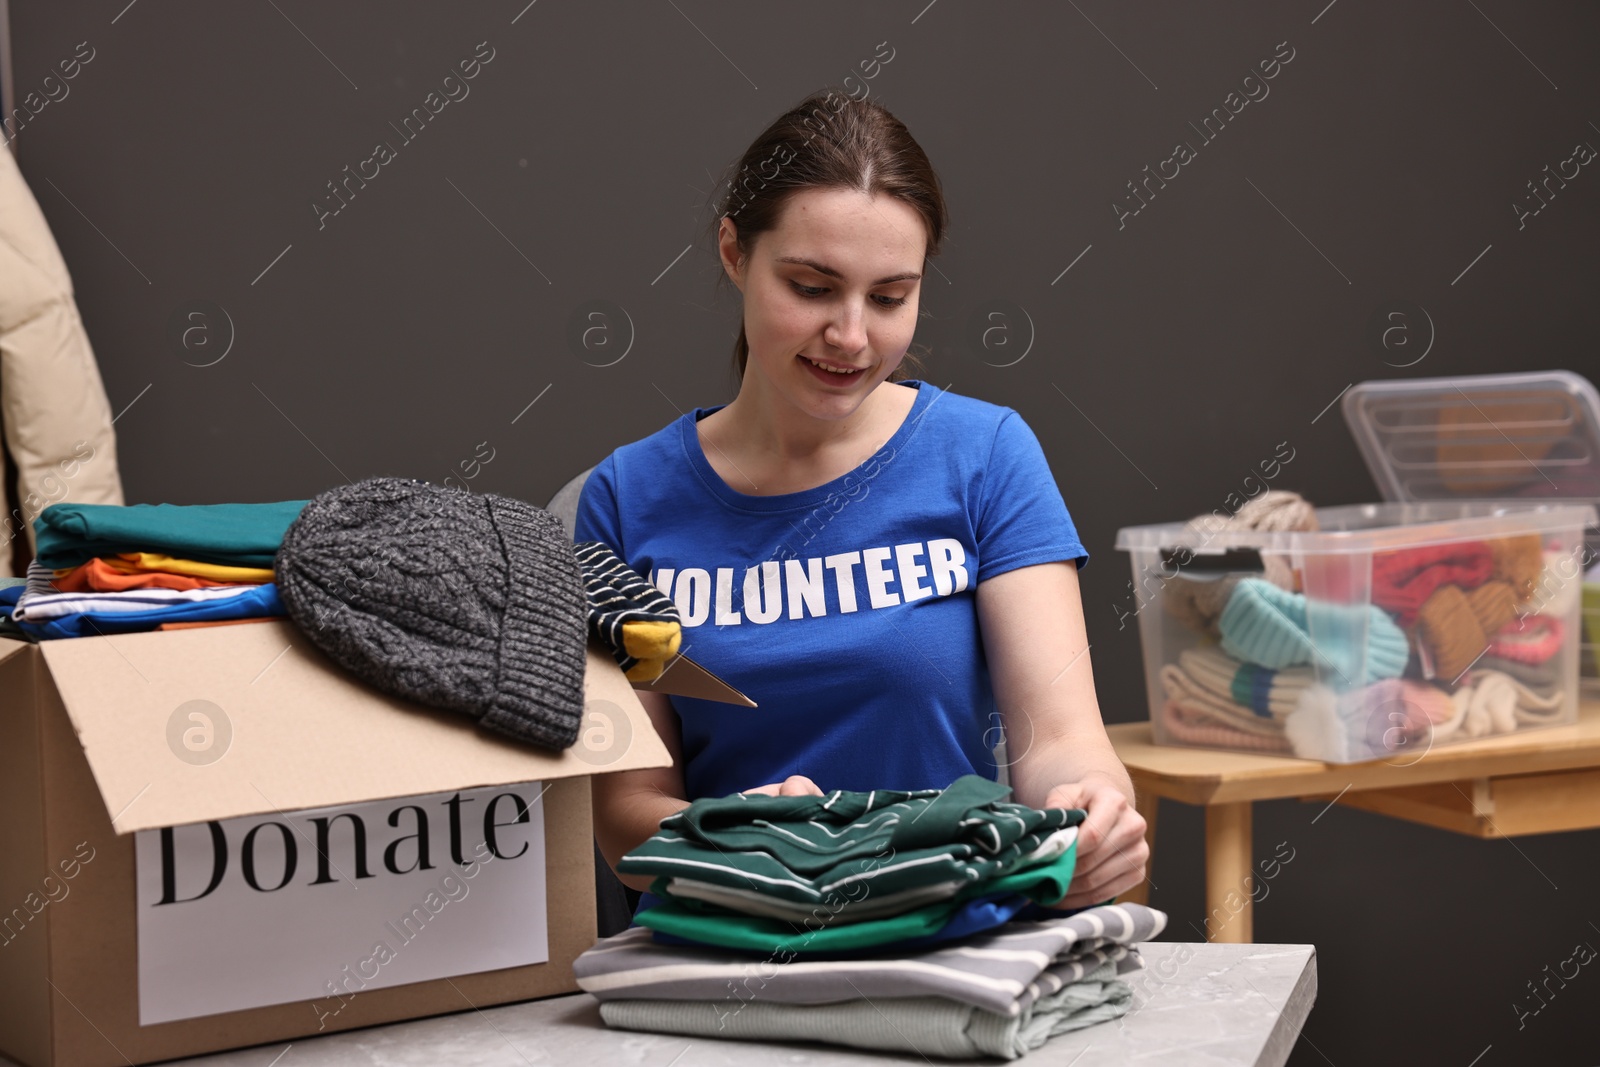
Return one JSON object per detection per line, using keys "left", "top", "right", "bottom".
{"left": 619, "top": 774, "right": 1085, "bottom": 908}
{"left": 635, "top": 841, "right": 1079, "bottom": 953}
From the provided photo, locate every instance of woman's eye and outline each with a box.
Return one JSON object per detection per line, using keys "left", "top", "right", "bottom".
{"left": 788, "top": 280, "right": 907, "bottom": 308}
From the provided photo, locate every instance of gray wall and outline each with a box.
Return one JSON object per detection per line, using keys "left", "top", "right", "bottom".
{"left": 9, "top": 1, "right": 1600, "bottom": 1062}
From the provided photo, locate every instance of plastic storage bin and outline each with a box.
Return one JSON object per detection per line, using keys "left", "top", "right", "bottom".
{"left": 1115, "top": 501, "right": 1595, "bottom": 762}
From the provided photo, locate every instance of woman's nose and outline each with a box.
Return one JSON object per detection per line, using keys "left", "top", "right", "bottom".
{"left": 823, "top": 305, "right": 867, "bottom": 354}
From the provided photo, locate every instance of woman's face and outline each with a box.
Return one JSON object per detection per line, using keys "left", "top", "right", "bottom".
{"left": 721, "top": 186, "right": 926, "bottom": 422}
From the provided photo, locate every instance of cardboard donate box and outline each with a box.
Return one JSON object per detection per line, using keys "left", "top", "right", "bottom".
{"left": 0, "top": 618, "right": 751, "bottom": 1067}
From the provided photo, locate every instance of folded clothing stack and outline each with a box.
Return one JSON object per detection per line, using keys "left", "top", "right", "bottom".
{"left": 577, "top": 902, "right": 1166, "bottom": 1060}
{"left": 1284, "top": 677, "right": 1458, "bottom": 762}
{"left": 584, "top": 775, "right": 1167, "bottom": 1058}
{"left": 621, "top": 775, "right": 1086, "bottom": 953}
{"left": 8, "top": 499, "right": 307, "bottom": 639}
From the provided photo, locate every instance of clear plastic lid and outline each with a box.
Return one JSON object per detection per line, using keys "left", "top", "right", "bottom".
{"left": 1113, "top": 501, "right": 1597, "bottom": 556}
{"left": 1341, "top": 370, "right": 1600, "bottom": 504}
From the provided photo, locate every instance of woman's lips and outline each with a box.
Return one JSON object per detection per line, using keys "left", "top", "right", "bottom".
{"left": 798, "top": 353, "right": 866, "bottom": 384}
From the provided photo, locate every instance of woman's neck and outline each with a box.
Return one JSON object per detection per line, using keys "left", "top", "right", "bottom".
{"left": 722, "top": 374, "right": 901, "bottom": 460}
{"left": 696, "top": 374, "right": 915, "bottom": 496}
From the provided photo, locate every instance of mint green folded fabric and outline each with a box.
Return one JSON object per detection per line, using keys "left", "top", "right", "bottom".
{"left": 1219, "top": 577, "right": 1409, "bottom": 685}
{"left": 34, "top": 499, "right": 310, "bottom": 569}
{"left": 634, "top": 840, "right": 1078, "bottom": 953}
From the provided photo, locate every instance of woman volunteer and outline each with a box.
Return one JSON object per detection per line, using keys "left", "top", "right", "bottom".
{"left": 576, "top": 90, "right": 1147, "bottom": 916}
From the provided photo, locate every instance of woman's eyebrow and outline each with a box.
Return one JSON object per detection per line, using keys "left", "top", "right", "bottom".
{"left": 776, "top": 256, "right": 922, "bottom": 285}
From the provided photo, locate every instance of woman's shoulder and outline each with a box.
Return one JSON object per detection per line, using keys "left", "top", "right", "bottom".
{"left": 600, "top": 409, "right": 700, "bottom": 470}
{"left": 574, "top": 410, "right": 700, "bottom": 540}
{"left": 906, "top": 380, "right": 1025, "bottom": 436}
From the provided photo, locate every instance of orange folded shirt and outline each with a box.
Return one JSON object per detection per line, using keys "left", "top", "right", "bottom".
{"left": 50, "top": 557, "right": 256, "bottom": 593}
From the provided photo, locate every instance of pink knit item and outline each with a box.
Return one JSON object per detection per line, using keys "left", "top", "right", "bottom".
{"left": 1159, "top": 700, "right": 1294, "bottom": 753}
{"left": 1487, "top": 614, "right": 1564, "bottom": 665}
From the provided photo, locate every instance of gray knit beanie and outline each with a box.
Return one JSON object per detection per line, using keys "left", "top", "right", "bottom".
{"left": 275, "top": 477, "right": 588, "bottom": 750}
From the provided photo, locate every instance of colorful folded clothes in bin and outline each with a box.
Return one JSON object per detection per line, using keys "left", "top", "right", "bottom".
{"left": 1473, "top": 653, "right": 1559, "bottom": 691}
{"left": 1435, "top": 669, "right": 1566, "bottom": 741}
{"left": 1411, "top": 580, "right": 1521, "bottom": 683}
{"left": 1219, "top": 578, "right": 1409, "bottom": 685}
{"left": 1160, "top": 700, "right": 1293, "bottom": 754}
{"left": 1283, "top": 678, "right": 1454, "bottom": 762}
{"left": 1282, "top": 668, "right": 1565, "bottom": 761}
{"left": 1156, "top": 646, "right": 1314, "bottom": 754}
{"left": 1371, "top": 539, "right": 1495, "bottom": 626}
{"left": 1369, "top": 534, "right": 1543, "bottom": 627}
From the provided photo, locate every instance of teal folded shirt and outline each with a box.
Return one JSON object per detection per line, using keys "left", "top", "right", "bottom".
{"left": 34, "top": 499, "right": 310, "bottom": 569}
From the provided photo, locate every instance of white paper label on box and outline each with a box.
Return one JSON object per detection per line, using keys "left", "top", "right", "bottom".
{"left": 135, "top": 780, "right": 549, "bottom": 1025}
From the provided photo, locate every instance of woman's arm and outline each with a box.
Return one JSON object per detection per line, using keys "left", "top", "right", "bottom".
{"left": 976, "top": 559, "right": 1148, "bottom": 907}
{"left": 590, "top": 690, "right": 827, "bottom": 894}
{"left": 590, "top": 689, "right": 692, "bottom": 894}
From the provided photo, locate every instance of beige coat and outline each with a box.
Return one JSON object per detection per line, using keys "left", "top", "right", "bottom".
{"left": 0, "top": 141, "right": 122, "bottom": 575}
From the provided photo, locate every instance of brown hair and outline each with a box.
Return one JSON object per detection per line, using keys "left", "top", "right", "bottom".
{"left": 709, "top": 87, "right": 947, "bottom": 385}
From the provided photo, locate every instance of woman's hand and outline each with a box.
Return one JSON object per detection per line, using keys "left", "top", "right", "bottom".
{"left": 740, "top": 774, "right": 825, "bottom": 797}
{"left": 1040, "top": 778, "right": 1148, "bottom": 910}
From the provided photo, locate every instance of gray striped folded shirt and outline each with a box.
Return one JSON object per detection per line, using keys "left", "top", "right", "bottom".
{"left": 574, "top": 901, "right": 1166, "bottom": 1018}
{"left": 598, "top": 959, "right": 1133, "bottom": 1060}
{"left": 658, "top": 827, "right": 1077, "bottom": 922}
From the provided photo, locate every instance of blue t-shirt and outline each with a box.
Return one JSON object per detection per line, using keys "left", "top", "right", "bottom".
{"left": 573, "top": 380, "right": 1087, "bottom": 801}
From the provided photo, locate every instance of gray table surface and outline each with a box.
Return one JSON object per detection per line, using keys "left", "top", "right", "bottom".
{"left": 7, "top": 942, "right": 1317, "bottom": 1066}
